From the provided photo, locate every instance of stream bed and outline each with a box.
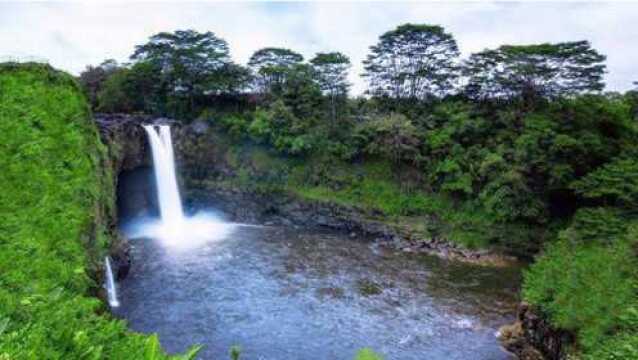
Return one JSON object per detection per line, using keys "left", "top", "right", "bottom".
{"left": 115, "top": 216, "right": 521, "bottom": 360}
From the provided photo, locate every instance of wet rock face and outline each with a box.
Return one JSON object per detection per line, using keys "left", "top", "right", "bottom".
{"left": 96, "top": 114, "right": 145, "bottom": 167}
{"left": 110, "top": 232, "right": 131, "bottom": 281}
{"left": 499, "top": 302, "right": 574, "bottom": 360}
{"left": 172, "top": 120, "right": 235, "bottom": 183}
{"left": 95, "top": 113, "right": 165, "bottom": 172}
{"left": 519, "top": 303, "right": 574, "bottom": 360}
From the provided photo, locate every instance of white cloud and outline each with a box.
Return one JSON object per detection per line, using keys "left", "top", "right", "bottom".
{"left": 0, "top": 1, "right": 636, "bottom": 94}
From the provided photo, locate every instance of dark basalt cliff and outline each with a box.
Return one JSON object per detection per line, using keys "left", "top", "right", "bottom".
{"left": 95, "top": 113, "right": 154, "bottom": 171}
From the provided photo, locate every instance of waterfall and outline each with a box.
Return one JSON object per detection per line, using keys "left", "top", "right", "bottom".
{"left": 143, "top": 125, "right": 184, "bottom": 232}
{"left": 131, "top": 123, "right": 238, "bottom": 249}
{"left": 104, "top": 256, "right": 120, "bottom": 308}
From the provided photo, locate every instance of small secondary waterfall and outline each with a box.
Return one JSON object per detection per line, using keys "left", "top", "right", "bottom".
{"left": 143, "top": 125, "right": 184, "bottom": 231}
{"left": 104, "top": 256, "right": 120, "bottom": 307}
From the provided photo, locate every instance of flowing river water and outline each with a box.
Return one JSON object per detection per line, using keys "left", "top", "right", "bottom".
{"left": 114, "top": 217, "right": 521, "bottom": 360}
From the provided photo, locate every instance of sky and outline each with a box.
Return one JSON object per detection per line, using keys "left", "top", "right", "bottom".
{"left": 1, "top": 1, "right": 636, "bottom": 95}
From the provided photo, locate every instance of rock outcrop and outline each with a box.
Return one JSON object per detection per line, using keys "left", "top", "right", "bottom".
{"left": 498, "top": 302, "right": 574, "bottom": 360}
{"left": 95, "top": 113, "right": 153, "bottom": 171}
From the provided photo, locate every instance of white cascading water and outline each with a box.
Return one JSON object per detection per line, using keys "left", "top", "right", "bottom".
{"left": 104, "top": 256, "right": 120, "bottom": 307}
{"left": 143, "top": 125, "right": 184, "bottom": 232}
{"left": 133, "top": 124, "right": 238, "bottom": 249}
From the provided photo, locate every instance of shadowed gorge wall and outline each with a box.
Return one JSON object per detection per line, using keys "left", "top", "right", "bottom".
{"left": 117, "top": 167, "right": 158, "bottom": 220}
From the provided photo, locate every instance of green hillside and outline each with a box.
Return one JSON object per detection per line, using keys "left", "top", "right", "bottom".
{"left": 0, "top": 63, "right": 197, "bottom": 359}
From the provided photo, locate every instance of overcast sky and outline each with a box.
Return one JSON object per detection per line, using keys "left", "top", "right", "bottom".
{"left": 1, "top": 1, "right": 636, "bottom": 94}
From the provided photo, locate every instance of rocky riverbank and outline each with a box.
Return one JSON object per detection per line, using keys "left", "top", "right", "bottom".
{"left": 185, "top": 185, "right": 516, "bottom": 266}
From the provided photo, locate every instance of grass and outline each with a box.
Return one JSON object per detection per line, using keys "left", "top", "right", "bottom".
{"left": 0, "top": 63, "right": 198, "bottom": 359}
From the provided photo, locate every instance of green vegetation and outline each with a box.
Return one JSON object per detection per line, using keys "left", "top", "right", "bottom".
{"left": 0, "top": 63, "right": 198, "bottom": 359}
{"left": 229, "top": 345, "right": 241, "bottom": 360}
{"left": 355, "top": 348, "right": 384, "bottom": 360}
{"left": 524, "top": 178, "right": 638, "bottom": 357}
{"left": 74, "top": 23, "right": 638, "bottom": 358}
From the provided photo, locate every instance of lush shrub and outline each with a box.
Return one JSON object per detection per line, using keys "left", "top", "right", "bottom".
{"left": 219, "top": 113, "right": 250, "bottom": 138}
{"left": 355, "top": 113, "right": 421, "bottom": 165}
{"left": 524, "top": 218, "right": 638, "bottom": 354}
{"left": 571, "top": 156, "right": 638, "bottom": 208}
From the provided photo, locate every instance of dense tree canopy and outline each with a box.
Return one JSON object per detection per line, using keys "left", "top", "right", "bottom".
{"left": 129, "top": 30, "right": 249, "bottom": 116}
{"left": 362, "top": 24, "right": 460, "bottom": 100}
{"left": 463, "top": 41, "right": 606, "bottom": 101}
{"left": 131, "top": 29, "right": 231, "bottom": 75}
{"left": 356, "top": 113, "right": 421, "bottom": 166}
{"left": 96, "top": 61, "right": 163, "bottom": 113}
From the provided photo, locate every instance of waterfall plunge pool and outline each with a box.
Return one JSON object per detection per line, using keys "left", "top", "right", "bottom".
{"left": 114, "top": 217, "right": 521, "bottom": 360}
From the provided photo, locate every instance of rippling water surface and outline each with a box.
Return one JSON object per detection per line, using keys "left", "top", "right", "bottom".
{"left": 115, "top": 218, "right": 521, "bottom": 360}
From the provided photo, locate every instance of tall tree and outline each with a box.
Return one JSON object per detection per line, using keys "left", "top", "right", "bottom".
{"left": 248, "top": 47, "right": 304, "bottom": 94}
{"left": 310, "top": 52, "right": 351, "bottom": 124}
{"left": 130, "top": 29, "right": 235, "bottom": 114}
{"left": 280, "top": 63, "right": 323, "bottom": 123}
{"left": 362, "top": 24, "right": 460, "bottom": 100}
{"left": 463, "top": 41, "right": 606, "bottom": 101}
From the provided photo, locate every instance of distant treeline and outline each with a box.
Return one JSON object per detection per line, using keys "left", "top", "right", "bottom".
{"left": 79, "top": 25, "right": 624, "bottom": 118}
